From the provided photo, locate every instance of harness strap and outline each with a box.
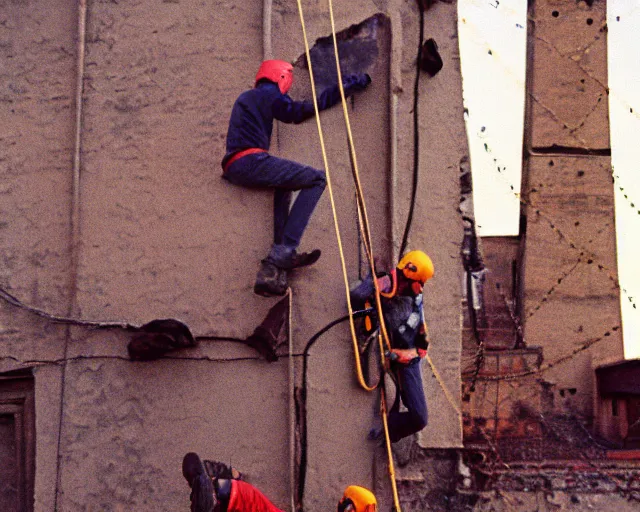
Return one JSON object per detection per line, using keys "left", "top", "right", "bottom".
{"left": 223, "top": 148, "right": 267, "bottom": 173}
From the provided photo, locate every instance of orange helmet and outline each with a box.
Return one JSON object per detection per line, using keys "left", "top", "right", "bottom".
{"left": 255, "top": 60, "right": 294, "bottom": 94}
{"left": 337, "top": 486, "right": 377, "bottom": 512}
{"left": 397, "top": 250, "right": 434, "bottom": 285}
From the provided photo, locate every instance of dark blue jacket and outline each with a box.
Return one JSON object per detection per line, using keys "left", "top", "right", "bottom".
{"left": 350, "top": 272, "right": 429, "bottom": 354}
{"left": 221, "top": 74, "right": 370, "bottom": 169}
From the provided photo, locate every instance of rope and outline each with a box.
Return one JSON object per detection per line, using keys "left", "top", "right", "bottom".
{"left": 326, "top": 0, "right": 394, "bottom": 357}
{"left": 296, "top": 308, "right": 375, "bottom": 507}
{"left": 294, "top": 1, "right": 405, "bottom": 506}
{"left": 326, "top": 2, "right": 464, "bottom": 437}
{"left": 287, "top": 288, "right": 295, "bottom": 512}
{"left": 398, "top": 0, "right": 425, "bottom": 256}
{"left": 324, "top": 3, "right": 403, "bottom": 509}
{"left": 294, "top": 0, "right": 377, "bottom": 393}
{"left": 379, "top": 388, "right": 400, "bottom": 510}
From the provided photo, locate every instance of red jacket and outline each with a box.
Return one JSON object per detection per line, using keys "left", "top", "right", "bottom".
{"left": 227, "top": 480, "right": 284, "bottom": 512}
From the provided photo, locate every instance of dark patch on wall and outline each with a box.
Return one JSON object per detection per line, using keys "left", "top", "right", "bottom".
{"left": 294, "top": 13, "right": 388, "bottom": 92}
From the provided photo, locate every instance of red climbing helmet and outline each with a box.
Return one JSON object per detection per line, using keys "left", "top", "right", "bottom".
{"left": 255, "top": 60, "right": 294, "bottom": 94}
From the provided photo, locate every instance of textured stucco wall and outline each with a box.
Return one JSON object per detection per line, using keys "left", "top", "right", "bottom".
{"left": 0, "top": 1, "right": 467, "bottom": 511}
{"left": 0, "top": 2, "right": 76, "bottom": 509}
{"left": 0, "top": 0, "right": 75, "bottom": 315}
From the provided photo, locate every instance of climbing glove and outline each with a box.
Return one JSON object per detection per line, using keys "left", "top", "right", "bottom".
{"left": 343, "top": 72, "right": 372, "bottom": 93}
{"left": 386, "top": 348, "right": 420, "bottom": 365}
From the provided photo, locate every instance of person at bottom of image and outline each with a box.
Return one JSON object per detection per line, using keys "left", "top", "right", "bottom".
{"left": 182, "top": 452, "right": 377, "bottom": 512}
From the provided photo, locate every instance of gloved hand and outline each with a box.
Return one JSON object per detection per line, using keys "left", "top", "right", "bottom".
{"left": 386, "top": 348, "right": 419, "bottom": 365}
{"left": 342, "top": 73, "right": 372, "bottom": 93}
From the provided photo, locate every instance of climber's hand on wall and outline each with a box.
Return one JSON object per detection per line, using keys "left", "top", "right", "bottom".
{"left": 343, "top": 73, "right": 372, "bottom": 94}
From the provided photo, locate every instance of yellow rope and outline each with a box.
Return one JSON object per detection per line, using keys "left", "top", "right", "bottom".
{"left": 329, "top": 3, "right": 464, "bottom": 428}
{"left": 379, "top": 387, "right": 401, "bottom": 511}
{"left": 424, "top": 352, "right": 462, "bottom": 418}
{"left": 326, "top": 0, "right": 393, "bottom": 357}
{"left": 296, "top": 3, "right": 461, "bottom": 509}
{"left": 325, "top": 3, "right": 401, "bottom": 510}
{"left": 294, "top": 0, "right": 377, "bottom": 392}
{"left": 326, "top": 5, "right": 463, "bottom": 505}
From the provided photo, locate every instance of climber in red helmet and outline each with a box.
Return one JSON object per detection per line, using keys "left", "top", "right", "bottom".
{"left": 221, "top": 59, "right": 371, "bottom": 297}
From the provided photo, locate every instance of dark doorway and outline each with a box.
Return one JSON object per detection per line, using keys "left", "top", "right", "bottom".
{"left": 626, "top": 396, "right": 640, "bottom": 449}
{"left": 0, "top": 369, "right": 35, "bottom": 512}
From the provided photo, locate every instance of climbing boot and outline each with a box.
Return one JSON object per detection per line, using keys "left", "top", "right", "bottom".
{"left": 182, "top": 452, "right": 217, "bottom": 511}
{"left": 289, "top": 249, "right": 321, "bottom": 269}
{"left": 203, "top": 459, "right": 242, "bottom": 480}
{"left": 265, "top": 244, "right": 321, "bottom": 270}
{"left": 254, "top": 260, "right": 288, "bottom": 297}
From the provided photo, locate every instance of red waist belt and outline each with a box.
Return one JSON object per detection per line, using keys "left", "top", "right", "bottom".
{"left": 223, "top": 148, "right": 267, "bottom": 173}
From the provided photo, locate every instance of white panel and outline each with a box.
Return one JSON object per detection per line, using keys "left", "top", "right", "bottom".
{"left": 458, "top": 0, "right": 527, "bottom": 236}
{"left": 607, "top": 1, "right": 640, "bottom": 359}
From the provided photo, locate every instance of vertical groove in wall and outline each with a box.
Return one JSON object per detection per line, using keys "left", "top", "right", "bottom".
{"left": 70, "top": 0, "right": 87, "bottom": 315}
{"left": 388, "top": 3, "right": 403, "bottom": 264}
{"left": 518, "top": 1, "right": 536, "bottom": 321}
{"left": 263, "top": 0, "right": 273, "bottom": 61}
{"left": 287, "top": 290, "right": 295, "bottom": 512}
{"left": 55, "top": 1, "right": 87, "bottom": 509}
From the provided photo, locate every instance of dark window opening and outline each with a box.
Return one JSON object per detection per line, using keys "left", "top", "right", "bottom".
{"left": 0, "top": 369, "right": 35, "bottom": 512}
{"left": 612, "top": 398, "right": 619, "bottom": 417}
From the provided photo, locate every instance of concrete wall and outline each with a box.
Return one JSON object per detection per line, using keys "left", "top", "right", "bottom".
{"left": 522, "top": 0, "right": 622, "bottom": 420}
{"left": 0, "top": 1, "right": 466, "bottom": 511}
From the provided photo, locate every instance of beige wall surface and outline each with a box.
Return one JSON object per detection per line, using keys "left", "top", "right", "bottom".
{"left": 0, "top": 1, "right": 466, "bottom": 511}
{"left": 0, "top": 0, "right": 75, "bottom": 314}
{"left": 522, "top": 0, "right": 621, "bottom": 423}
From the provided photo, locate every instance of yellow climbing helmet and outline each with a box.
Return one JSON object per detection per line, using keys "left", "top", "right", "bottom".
{"left": 397, "top": 250, "right": 434, "bottom": 285}
{"left": 337, "top": 486, "right": 377, "bottom": 512}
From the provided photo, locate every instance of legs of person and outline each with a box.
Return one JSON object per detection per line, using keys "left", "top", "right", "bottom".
{"left": 273, "top": 188, "right": 292, "bottom": 245}
{"left": 279, "top": 176, "right": 325, "bottom": 248}
{"left": 225, "top": 154, "right": 325, "bottom": 245}
{"left": 387, "top": 359, "right": 428, "bottom": 443}
{"left": 251, "top": 155, "right": 326, "bottom": 251}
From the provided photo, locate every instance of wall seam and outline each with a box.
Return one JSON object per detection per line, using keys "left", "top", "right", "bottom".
{"left": 54, "top": 0, "right": 87, "bottom": 510}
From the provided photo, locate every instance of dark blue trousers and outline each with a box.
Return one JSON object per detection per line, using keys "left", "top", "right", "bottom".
{"left": 223, "top": 153, "right": 326, "bottom": 249}
{"left": 388, "top": 358, "right": 428, "bottom": 443}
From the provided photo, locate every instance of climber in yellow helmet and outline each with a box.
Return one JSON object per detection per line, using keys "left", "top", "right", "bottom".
{"left": 350, "top": 250, "right": 434, "bottom": 443}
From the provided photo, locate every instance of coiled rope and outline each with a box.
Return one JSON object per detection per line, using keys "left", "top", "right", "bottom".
{"left": 294, "top": 0, "right": 380, "bottom": 393}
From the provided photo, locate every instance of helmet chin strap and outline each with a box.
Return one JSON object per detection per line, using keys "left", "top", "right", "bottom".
{"left": 338, "top": 498, "right": 355, "bottom": 512}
